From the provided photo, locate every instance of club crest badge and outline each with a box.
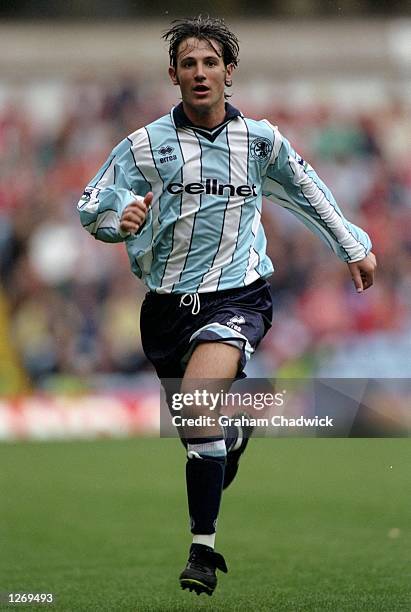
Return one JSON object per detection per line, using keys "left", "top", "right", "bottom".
{"left": 250, "top": 137, "right": 272, "bottom": 162}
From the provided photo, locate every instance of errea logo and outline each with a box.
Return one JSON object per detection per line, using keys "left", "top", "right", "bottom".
{"left": 158, "top": 145, "right": 177, "bottom": 164}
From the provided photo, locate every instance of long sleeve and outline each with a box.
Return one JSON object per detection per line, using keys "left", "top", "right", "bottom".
{"left": 262, "top": 126, "right": 371, "bottom": 262}
{"left": 77, "top": 138, "right": 150, "bottom": 243}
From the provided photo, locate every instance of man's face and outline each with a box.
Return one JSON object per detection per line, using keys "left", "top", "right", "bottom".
{"left": 169, "top": 37, "right": 233, "bottom": 116}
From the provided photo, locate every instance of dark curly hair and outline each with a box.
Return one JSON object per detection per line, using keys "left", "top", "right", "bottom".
{"left": 162, "top": 15, "right": 240, "bottom": 70}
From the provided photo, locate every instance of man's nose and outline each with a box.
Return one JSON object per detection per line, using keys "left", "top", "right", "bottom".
{"left": 194, "top": 63, "right": 206, "bottom": 80}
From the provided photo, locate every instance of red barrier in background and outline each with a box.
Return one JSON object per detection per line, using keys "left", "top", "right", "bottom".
{"left": 0, "top": 393, "right": 159, "bottom": 441}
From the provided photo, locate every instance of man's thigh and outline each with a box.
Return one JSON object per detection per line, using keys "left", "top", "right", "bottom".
{"left": 184, "top": 342, "right": 240, "bottom": 380}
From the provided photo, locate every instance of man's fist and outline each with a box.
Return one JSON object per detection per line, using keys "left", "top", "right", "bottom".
{"left": 347, "top": 251, "right": 377, "bottom": 293}
{"left": 120, "top": 192, "right": 153, "bottom": 235}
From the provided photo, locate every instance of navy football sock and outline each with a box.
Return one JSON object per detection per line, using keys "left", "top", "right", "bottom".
{"left": 186, "top": 439, "right": 226, "bottom": 534}
{"left": 223, "top": 423, "right": 238, "bottom": 452}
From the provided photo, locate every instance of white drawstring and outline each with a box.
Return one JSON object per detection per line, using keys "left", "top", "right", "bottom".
{"left": 179, "top": 293, "right": 201, "bottom": 315}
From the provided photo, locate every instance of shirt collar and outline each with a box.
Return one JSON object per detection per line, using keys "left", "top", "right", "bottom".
{"left": 172, "top": 102, "right": 242, "bottom": 131}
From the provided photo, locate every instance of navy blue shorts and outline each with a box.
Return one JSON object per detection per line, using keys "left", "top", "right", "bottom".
{"left": 140, "top": 278, "right": 273, "bottom": 380}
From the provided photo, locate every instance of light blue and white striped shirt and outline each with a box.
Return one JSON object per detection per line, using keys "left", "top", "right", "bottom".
{"left": 77, "top": 103, "right": 371, "bottom": 294}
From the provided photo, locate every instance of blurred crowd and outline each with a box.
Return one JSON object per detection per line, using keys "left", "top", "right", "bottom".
{"left": 0, "top": 77, "right": 410, "bottom": 392}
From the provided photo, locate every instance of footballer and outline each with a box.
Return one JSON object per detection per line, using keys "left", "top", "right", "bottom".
{"left": 77, "top": 16, "right": 376, "bottom": 596}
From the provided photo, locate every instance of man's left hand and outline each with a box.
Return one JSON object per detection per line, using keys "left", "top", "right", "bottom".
{"left": 347, "top": 252, "right": 377, "bottom": 293}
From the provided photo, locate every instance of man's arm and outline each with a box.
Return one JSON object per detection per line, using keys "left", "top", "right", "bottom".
{"left": 262, "top": 126, "right": 376, "bottom": 291}
{"left": 77, "top": 139, "right": 151, "bottom": 243}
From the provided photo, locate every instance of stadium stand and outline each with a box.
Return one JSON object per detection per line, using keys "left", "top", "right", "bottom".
{"left": 0, "top": 21, "right": 410, "bottom": 396}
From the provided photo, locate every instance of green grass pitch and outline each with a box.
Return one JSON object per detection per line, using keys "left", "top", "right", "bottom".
{"left": 1, "top": 438, "right": 410, "bottom": 611}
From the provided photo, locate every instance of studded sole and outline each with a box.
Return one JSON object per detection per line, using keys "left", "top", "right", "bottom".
{"left": 180, "top": 578, "right": 214, "bottom": 596}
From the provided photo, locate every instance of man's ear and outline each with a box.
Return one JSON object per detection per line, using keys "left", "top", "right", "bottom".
{"left": 225, "top": 63, "right": 234, "bottom": 87}
{"left": 169, "top": 66, "right": 179, "bottom": 85}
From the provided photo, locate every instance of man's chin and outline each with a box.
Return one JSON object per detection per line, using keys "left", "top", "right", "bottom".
{"left": 186, "top": 99, "right": 213, "bottom": 115}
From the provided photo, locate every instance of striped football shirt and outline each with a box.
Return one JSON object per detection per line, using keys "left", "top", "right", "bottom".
{"left": 77, "top": 103, "right": 371, "bottom": 294}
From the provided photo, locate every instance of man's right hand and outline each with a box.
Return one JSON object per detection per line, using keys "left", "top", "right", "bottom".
{"left": 120, "top": 191, "right": 153, "bottom": 235}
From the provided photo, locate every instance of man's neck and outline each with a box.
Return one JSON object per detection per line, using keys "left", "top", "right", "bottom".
{"left": 181, "top": 102, "right": 226, "bottom": 130}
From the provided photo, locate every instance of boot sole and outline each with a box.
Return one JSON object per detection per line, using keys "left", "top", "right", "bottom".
{"left": 180, "top": 578, "right": 214, "bottom": 596}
